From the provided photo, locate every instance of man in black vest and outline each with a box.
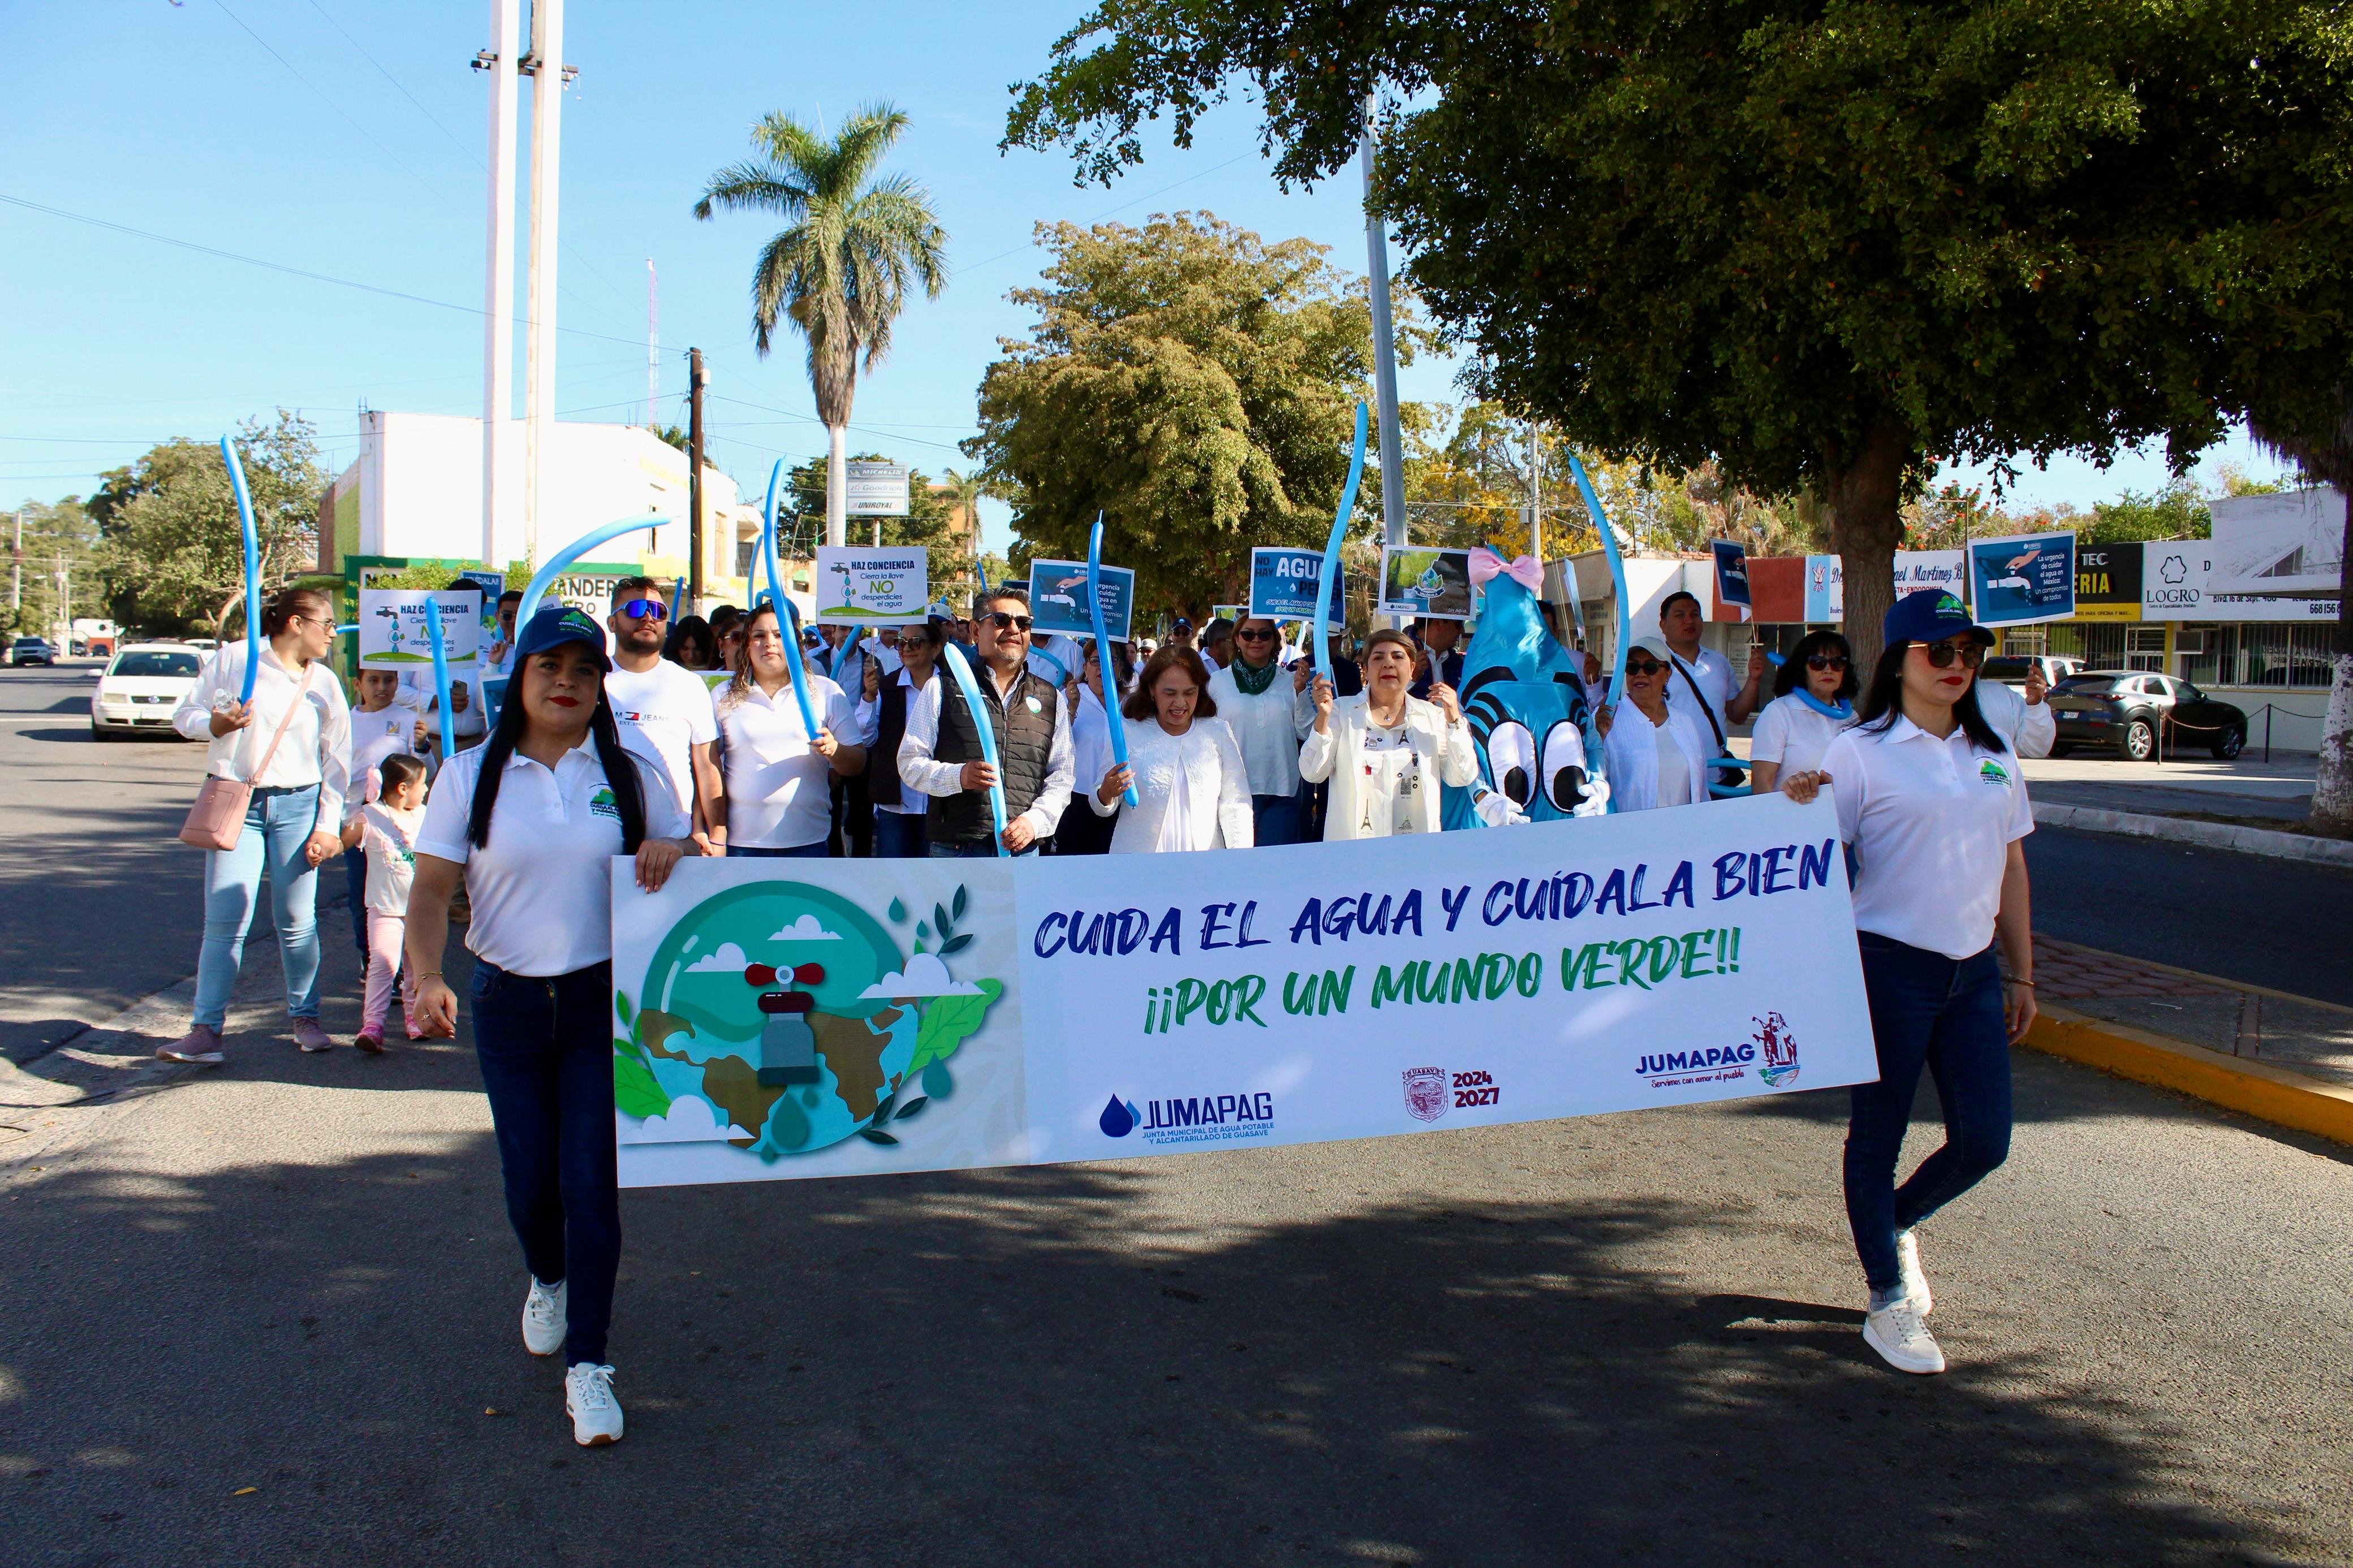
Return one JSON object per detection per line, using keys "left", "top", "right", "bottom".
{"left": 895, "top": 589, "right": 1074, "bottom": 856}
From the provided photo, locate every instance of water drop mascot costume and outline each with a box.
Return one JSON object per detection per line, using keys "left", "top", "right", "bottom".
{"left": 1440, "top": 548, "right": 1611, "bottom": 829}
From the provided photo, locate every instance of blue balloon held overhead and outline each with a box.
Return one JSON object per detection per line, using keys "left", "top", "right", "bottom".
{"left": 1098, "top": 1095, "right": 1139, "bottom": 1138}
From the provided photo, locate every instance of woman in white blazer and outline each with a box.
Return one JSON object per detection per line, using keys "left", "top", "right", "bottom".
{"left": 1091, "top": 645, "right": 1255, "bottom": 852}
{"left": 1596, "top": 636, "right": 1713, "bottom": 810}
{"left": 1298, "top": 628, "right": 1476, "bottom": 839}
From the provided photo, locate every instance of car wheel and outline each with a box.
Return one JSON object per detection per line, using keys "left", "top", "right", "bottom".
{"left": 2120, "top": 718, "right": 2155, "bottom": 761}
{"left": 2212, "top": 727, "right": 2245, "bottom": 761}
{"left": 89, "top": 720, "right": 115, "bottom": 742}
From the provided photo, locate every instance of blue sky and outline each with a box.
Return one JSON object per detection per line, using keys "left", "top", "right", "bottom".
{"left": 0, "top": 1, "right": 2293, "bottom": 551}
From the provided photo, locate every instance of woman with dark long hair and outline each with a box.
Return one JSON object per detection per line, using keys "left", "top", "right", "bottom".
{"left": 406, "top": 606, "right": 692, "bottom": 1446}
{"left": 1780, "top": 593, "right": 2036, "bottom": 1377}
{"left": 162, "top": 585, "right": 352, "bottom": 1064}
{"left": 1747, "top": 629, "right": 1859, "bottom": 795}
{"left": 664, "top": 614, "right": 720, "bottom": 673}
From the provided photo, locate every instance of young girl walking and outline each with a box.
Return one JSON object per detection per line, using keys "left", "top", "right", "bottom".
{"left": 342, "top": 751, "right": 429, "bottom": 1051}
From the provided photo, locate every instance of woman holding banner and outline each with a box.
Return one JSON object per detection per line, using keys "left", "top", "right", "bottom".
{"left": 1091, "top": 646, "right": 1254, "bottom": 853}
{"left": 1746, "top": 630, "right": 1858, "bottom": 795}
{"left": 1779, "top": 591, "right": 2036, "bottom": 1377}
{"left": 1594, "top": 637, "right": 1712, "bottom": 812}
{"left": 405, "top": 604, "right": 692, "bottom": 1446}
{"left": 717, "top": 604, "right": 865, "bottom": 858}
{"left": 1299, "top": 628, "right": 1474, "bottom": 840}
{"left": 161, "top": 587, "right": 352, "bottom": 1064}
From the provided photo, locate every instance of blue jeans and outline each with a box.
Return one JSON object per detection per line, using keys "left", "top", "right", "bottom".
{"left": 469, "top": 959, "right": 620, "bottom": 1367}
{"left": 871, "top": 809, "right": 928, "bottom": 859}
{"left": 929, "top": 841, "right": 1037, "bottom": 858}
{"left": 193, "top": 784, "right": 324, "bottom": 1030}
{"left": 1251, "top": 793, "right": 1304, "bottom": 846}
{"left": 341, "top": 845, "right": 369, "bottom": 953}
{"left": 727, "top": 841, "right": 828, "bottom": 858}
{"left": 1845, "top": 933, "right": 2014, "bottom": 1293}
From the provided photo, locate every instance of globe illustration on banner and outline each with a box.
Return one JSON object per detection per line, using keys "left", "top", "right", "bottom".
{"left": 615, "top": 880, "right": 1002, "bottom": 1162}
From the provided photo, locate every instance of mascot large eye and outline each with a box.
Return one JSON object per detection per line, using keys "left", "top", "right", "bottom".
{"left": 1541, "top": 720, "right": 1589, "bottom": 811}
{"left": 1486, "top": 721, "right": 1536, "bottom": 806}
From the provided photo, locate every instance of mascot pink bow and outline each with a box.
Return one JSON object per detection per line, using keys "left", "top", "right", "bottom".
{"left": 1468, "top": 547, "right": 1543, "bottom": 594}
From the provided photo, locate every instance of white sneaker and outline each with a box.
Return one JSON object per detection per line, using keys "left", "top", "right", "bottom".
{"left": 521, "top": 1278, "right": 566, "bottom": 1358}
{"left": 1863, "top": 1297, "right": 1946, "bottom": 1375}
{"left": 564, "top": 1362, "right": 623, "bottom": 1446}
{"left": 1895, "top": 1229, "right": 1933, "bottom": 1315}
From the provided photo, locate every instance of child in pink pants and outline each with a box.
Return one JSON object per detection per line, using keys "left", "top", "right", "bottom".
{"left": 341, "top": 753, "right": 428, "bottom": 1051}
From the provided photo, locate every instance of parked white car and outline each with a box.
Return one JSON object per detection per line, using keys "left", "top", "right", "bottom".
{"left": 90, "top": 643, "right": 204, "bottom": 740}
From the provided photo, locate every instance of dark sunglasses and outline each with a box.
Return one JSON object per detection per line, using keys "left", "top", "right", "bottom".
{"left": 1235, "top": 626, "right": 1278, "bottom": 641}
{"left": 1910, "top": 640, "right": 1984, "bottom": 669}
{"left": 618, "top": 598, "right": 669, "bottom": 622}
{"left": 1805, "top": 654, "right": 1850, "bottom": 672}
{"left": 1624, "top": 658, "right": 1665, "bottom": 677}
{"left": 982, "top": 611, "right": 1034, "bottom": 631}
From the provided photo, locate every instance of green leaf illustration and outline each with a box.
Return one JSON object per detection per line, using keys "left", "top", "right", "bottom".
{"left": 952, "top": 885, "right": 968, "bottom": 921}
{"left": 908, "top": 977, "right": 1002, "bottom": 1074}
{"left": 934, "top": 902, "right": 954, "bottom": 940}
{"left": 940, "top": 933, "right": 973, "bottom": 955}
{"left": 614, "top": 990, "right": 636, "bottom": 1030}
{"left": 614, "top": 1055, "right": 671, "bottom": 1120}
{"left": 858, "top": 1128, "right": 900, "bottom": 1146}
{"left": 893, "top": 1096, "right": 928, "bottom": 1121}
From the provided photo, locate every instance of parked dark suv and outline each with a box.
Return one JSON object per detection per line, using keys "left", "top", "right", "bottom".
{"left": 2048, "top": 671, "right": 2249, "bottom": 760}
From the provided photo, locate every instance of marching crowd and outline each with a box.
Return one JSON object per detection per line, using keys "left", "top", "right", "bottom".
{"left": 155, "top": 571, "right": 2050, "bottom": 1440}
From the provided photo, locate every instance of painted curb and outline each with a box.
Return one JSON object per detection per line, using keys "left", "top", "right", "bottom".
{"left": 2031, "top": 802, "right": 2353, "bottom": 868}
{"left": 2024, "top": 1004, "right": 2353, "bottom": 1148}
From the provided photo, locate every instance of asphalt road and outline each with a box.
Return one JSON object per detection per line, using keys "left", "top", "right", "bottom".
{"left": 2, "top": 663, "right": 2348, "bottom": 1566}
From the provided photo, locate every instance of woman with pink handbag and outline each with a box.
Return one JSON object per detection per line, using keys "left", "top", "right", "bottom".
{"left": 160, "top": 586, "right": 352, "bottom": 1065}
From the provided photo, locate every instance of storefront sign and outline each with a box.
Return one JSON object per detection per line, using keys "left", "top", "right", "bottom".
{"left": 1803, "top": 555, "right": 1843, "bottom": 623}
{"left": 842, "top": 461, "right": 911, "bottom": 517}
{"left": 1893, "top": 550, "right": 1965, "bottom": 600}
{"left": 2072, "top": 544, "right": 2143, "bottom": 623}
{"left": 608, "top": 796, "right": 1877, "bottom": 1188}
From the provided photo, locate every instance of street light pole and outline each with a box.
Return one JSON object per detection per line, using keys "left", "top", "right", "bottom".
{"left": 1359, "top": 95, "right": 1407, "bottom": 624}
{"left": 688, "top": 348, "right": 707, "bottom": 608}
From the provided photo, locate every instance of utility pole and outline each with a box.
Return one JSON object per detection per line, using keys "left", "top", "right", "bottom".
{"left": 10, "top": 509, "right": 21, "bottom": 620}
{"left": 688, "top": 348, "right": 707, "bottom": 607}
{"left": 476, "top": 0, "right": 521, "bottom": 571}
{"left": 521, "top": 0, "right": 567, "bottom": 567}
{"left": 1359, "top": 94, "right": 1407, "bottom": 624}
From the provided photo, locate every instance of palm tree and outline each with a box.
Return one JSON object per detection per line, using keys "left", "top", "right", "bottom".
{"left": 937, "top": 466, "right": 987, "bottom": 556}
{"left": 695, "top": 103, "right": 947, "bottom": 546}
{"left": 2248, "top": 396, "right": 2353, "bottom": 836}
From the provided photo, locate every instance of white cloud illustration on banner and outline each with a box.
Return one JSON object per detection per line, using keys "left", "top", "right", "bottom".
{"left": 683, "top": 941, "right": 750, "bottom": 973}
{"left": 617, "top": 1095, "right": 749, "bottom": 1144}
{"left": 859, "top": 952, "right": 983, "bottom": 999}
{"left": 769, "top": 915, "right": 841, "bottom": 942}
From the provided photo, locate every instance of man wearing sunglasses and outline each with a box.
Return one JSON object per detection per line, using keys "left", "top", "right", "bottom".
{"left": 604, "top": 576, "right": 726, "bottom": 854}
{"left": 897, "top": 589, "right": 1074, "bottom": 856}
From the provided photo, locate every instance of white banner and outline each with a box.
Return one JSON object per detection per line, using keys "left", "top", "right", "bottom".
{"left": 609, "top": 796, "right": 1876, "bottom": 1188}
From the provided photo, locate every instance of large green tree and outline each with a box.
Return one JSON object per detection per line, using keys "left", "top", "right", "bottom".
{"left": 1006, "top": 0, "right": 2353, "bottom": 667}
{"left": 964, "top": 211, "right": 1392, "bottom": 616}
{"left": 3, "top": 496, "right": 99, "bottom": 638}
{"left": 90, "top": 411, "right": 325, "bottom": 635}
{"left": 695, "top": 103, "right": 949, "bottom": 548}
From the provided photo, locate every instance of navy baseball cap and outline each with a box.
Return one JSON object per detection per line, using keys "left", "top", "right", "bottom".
{"left": 511, "top": 604, "right": 613, "bottom": 671}
{"left": 1883, "top": 589, "right": 1990, "bottom": 648}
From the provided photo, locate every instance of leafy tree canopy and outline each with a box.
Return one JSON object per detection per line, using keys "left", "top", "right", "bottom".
{"left": 964, "top": 211, "right": 1413, "bottom": 615}
{"left": 1007, "top": 0, "right": 2353, "bottom": 660}
{"left": 91, "top": 411, "right": 325, "bottom": 636}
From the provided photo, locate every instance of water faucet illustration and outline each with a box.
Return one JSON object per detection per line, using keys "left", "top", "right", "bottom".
{"left": 744, "top": 961, "right": 826, "bottom": 1087}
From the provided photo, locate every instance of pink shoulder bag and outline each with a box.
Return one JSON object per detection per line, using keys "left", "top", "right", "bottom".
{"left": 179, "top": 666, "right": 316, "bottom": 850}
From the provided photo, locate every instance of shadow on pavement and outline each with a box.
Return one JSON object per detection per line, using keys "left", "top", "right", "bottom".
{"left": 0, "top": 1133, "right": 2302, "bottom": 1567}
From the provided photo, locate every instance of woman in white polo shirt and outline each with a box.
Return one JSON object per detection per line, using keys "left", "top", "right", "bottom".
{"left": 406, "top": 605, "right": 692, "bottom": 1448}
{"left": 1781, "top": 591, "right": 2036, "bottom": 1379}
{"left": 1746, "top": 630, "right": 1858, "bottom": 794}
{"left": 717, "top": 603, "right": 865, "bottom": 857}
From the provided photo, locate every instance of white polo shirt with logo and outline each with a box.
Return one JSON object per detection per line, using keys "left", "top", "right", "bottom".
{"left": 604, "top": 658, "right": 719, "bottom": 815}
{"left": 1821, "top": 716, "right": 2034, "bottom": 961}
{"left": 416, "top": 738, "right": 690, "bottom": 977}
{"left": 717, "top": 673, "right": 857, "bottom": 850}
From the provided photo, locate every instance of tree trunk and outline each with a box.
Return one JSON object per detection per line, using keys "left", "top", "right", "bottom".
{"left": 1824, "top": 417, "right": 1914, "bottom": 672}
{"left": 825, "top": 422, "right": 848, "bottom": 547}
{"left": 2310, "top": 486, "right": 2353, "bottom": 835}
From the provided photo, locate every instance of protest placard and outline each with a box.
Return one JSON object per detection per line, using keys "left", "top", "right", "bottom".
{"left": 1379, "top": 547, "right": 1474, "bottom": 620}
{"left": 1250, "top": 547, "right": 1336, "bottom": 624}
{"left": 609, "top": 794, "right": 1874, "bottom": 1187}
{"left": 813, "top": 546, "right": 929, "bottom": 625}
{"left": 1027, "top": 557, "right": 1135, "bottom": 642}
{"left": 1967, "top": 532, "right": 2076, "bottom": 627}
{"left": 357, "top": 585, "right": 482, "bottom": 669}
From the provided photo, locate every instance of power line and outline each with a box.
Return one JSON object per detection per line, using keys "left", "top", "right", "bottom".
{"left": 210, "top": 0, "right": 439, "bottom": 197}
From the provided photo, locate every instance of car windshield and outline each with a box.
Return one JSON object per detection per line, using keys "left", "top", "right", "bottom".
{"left": 2055, "top": 675, "right": 2128, "bottom": 694}
{"left": 12, "top": 638, "right": 45, "bottom": 649}
{"left": 1979, "top": 658, "right": 2037, "bottom": 681}
{"left": 110, "top": 650, "right": 201, "bottom": 678}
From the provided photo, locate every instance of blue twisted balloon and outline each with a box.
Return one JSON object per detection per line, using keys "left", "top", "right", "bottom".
{"left": 937, "top": 640, "right": 1009, "bottom": 856}
{"left": 220, "top": 436, "right": 260, "bottom": 703}
{"left": 1312, "top": 403, "right": 1371, "bottom": 685}
{"left": 488, "top": 515, "right": 673, "bottom": 726}
{"left": 1086, "top": 511, "right": 1136, "bottom": 807}
{"left": 760, "top": 459, "right": 786, "bottom": 612}
{"left": 423, "top": 597, "right": 456, "bottom": 762}
{"left": 772, "top": 595, "right": 822, "bottom": 741}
